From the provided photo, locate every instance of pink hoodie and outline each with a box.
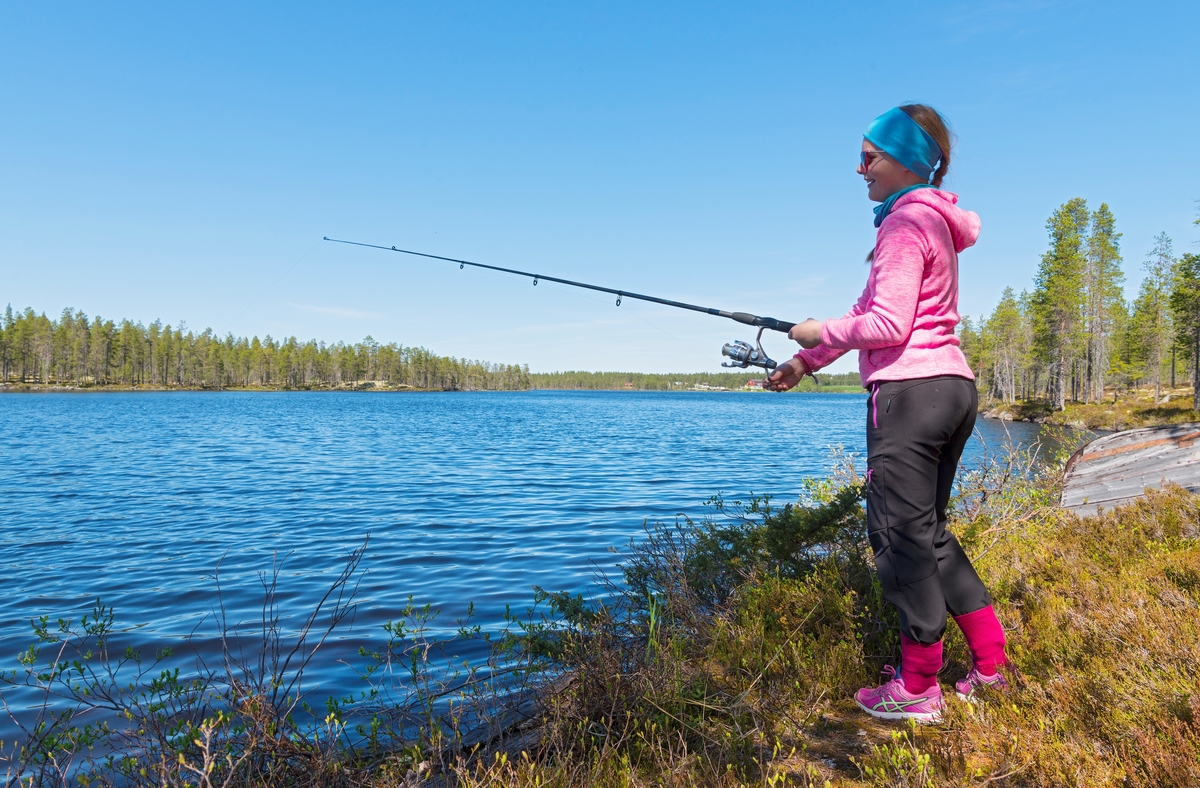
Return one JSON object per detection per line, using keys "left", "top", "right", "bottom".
{"left": 795, "top": 188, "right": 979, "bottom": 386}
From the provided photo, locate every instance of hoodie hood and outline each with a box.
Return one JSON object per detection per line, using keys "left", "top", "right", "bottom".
{"left": 893, "top": 188, "right": 980, "bottom": 253}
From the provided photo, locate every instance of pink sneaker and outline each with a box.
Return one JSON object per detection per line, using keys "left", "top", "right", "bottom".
{"left": 954, "top": 667, "right": 1007, "bottom": 702}
{"left": 855, "top": 666, "right": 944, "bottom": 723}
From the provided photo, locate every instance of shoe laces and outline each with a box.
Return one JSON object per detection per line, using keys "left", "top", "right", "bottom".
{"left": 968, "top": 666, "right": 1005, "bottom": 686}
{"left": 877, "top": 664, "right": 905, "bottom": 693}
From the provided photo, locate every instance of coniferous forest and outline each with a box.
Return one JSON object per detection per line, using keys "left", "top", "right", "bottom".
{"left": 959, "top": 199, "right": 1200, "bottom": 410}
{"left": 0, "top": 305, "right": 868, "bottom": 393}
{"left": 0, "top": 306, "right": 531, "bottom": 391}
{"left": 0, "top": 307, "right": 862, "bottom": 392}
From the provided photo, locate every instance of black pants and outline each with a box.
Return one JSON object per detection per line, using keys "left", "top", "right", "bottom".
{"left": 865, "top": 375, "right": 992, "bottom": 644}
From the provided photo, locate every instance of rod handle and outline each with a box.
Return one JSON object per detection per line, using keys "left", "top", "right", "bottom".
{"left": 730, "top": 312, "right": 796, "bottom": 333}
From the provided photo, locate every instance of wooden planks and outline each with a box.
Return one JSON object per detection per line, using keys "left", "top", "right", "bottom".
{"left": 1061, "top": 422, "right": 1200, "bottom": 515}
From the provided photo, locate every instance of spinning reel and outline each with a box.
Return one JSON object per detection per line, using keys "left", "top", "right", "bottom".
{"left": 721, "top": 327, "right": 777, "bottom": 371}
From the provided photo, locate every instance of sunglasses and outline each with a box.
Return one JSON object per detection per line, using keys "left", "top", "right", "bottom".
{"left": 860, "top": 150, "right": 885, "bottom": 169}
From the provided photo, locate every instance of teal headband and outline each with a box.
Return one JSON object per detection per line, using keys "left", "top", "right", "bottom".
{"left": 864, "top": 107, "right": 942, "bottom": 183}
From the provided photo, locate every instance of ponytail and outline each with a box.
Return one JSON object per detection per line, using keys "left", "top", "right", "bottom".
{"left": 897, "top": 104, "right": 952, "bottom": 188}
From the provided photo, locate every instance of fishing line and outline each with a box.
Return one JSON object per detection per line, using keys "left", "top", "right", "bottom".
{"left": 328, "top": 239, "right": 718, "bottom": 365}
{"left": 530, "top": 277, "right": 718, "bottom": 367}
{"left": 223, "top": 238, "right": 323, "bottom": 336}
{"left": 416, "top": 266, "right": 714, "bottom": 367}
{"left": 323, "top": 236, "right": 799, "bottom": 371}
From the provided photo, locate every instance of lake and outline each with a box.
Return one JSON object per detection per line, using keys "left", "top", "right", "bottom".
{"left": 1, "top": 390, "right": 1045, "bottom": 712}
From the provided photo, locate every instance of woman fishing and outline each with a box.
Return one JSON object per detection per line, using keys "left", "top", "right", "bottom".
{"left": 766, "top": 105, "right": 1008, "bottom": 723}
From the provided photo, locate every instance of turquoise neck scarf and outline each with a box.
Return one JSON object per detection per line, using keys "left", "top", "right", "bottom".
{"left": 864, "top": 107, "right": 942, "bottom": 182}
{"left": 873, "top": 183, "right": 935, "bottom": 228}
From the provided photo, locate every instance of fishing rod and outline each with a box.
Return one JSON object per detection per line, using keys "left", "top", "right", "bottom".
{"left": 323, "top": 236, "right": 797, "bottom": 373}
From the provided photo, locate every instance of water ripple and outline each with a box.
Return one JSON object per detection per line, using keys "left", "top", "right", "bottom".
{"left": 0, "top": 390, "right": 1042, "bottom": 699}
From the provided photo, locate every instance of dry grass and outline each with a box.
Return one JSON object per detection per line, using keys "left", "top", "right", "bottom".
{"left": 926, "top": 484, "right": 1200, "bottom": 787}
{"left": 983, "top": 386, "right": 1199, "bottom": 430}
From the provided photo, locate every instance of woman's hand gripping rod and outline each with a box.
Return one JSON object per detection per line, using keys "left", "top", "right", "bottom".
{"left": 323, "top": 237, "right": 798, "bottom": 373}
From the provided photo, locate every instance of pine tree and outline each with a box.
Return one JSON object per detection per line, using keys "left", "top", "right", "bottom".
{"left": 1138, "top": 233, "right": 1177, "bottom": 402}
{"left": 1082, "top": 204, "right": 1124, "bottom": 402}
{"left": 0, "top": 304, "right": 11, "bottom": 383}
{"left": 1016, "top": 290, "right": 1036, "bottom": 400}
{"left": 1032, "top": 199, "right": 1089, "bottom": 410}
{"left": 983, "top": 287, "right": 1026, "bottom": 403}
{"left": 958, "top": 315, "right": 983, "bottom": 381}
{"left": 1171, "top": 252, "right": 1200, "bottom": 411}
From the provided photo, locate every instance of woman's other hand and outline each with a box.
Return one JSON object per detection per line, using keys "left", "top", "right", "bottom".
{"left": 765, "top": 358, "right": 808, "bottom": 391}
{"left": 789, "top": 319, "right": 824, "bottom": 349}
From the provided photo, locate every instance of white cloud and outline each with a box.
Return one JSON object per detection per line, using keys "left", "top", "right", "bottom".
{"left": 284, "top": 302, "right": 383, "bottom": 320}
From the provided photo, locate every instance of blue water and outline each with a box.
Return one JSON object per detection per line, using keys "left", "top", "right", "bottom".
{"left": 0, "top": 391, "right": 1041, "bottom": 714}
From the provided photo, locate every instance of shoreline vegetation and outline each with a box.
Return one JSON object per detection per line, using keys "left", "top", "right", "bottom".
{"left": 0, "top": 305, "right": 532, "bottom": 393}
{"left": 981, "top": 385, "right": 1200, "bottom": 430}
{"left": 960, "top": 200, "right": 1200, "bottom": 421}
{"left": 0, "top": 304, "right": 863, "bottom": 394}
{"left": 4, "top": 444, "right": 1198, "bottom": 786}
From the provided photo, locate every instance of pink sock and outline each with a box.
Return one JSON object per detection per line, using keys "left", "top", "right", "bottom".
{"left": 899, "top": 634, "right": 943, "bottom": 695}
{"left": 954, "top": 605, "right": 1008, "bottom": 675}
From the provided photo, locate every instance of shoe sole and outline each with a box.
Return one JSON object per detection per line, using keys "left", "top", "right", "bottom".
{"left": 855, "top": 698, "right": 942, "bottom": 724}
{"left": 957, "top": 681, "right": 1005, "bottom": 704}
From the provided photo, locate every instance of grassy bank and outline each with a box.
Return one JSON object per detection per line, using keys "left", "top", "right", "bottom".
{"left": 981, "top": 385, "right": 1199, "bottom": 430}
{"left": 5, "top": 445, "right": 1198, "bottom": 786}
{"left": 447, "top": 451, "right": 1199, "bottom": 787}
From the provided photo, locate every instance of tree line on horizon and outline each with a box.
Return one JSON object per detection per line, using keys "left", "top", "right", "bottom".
{"left": 0, "top": 305, "right": 864, "bottom": 392}
{"left": 959, "top": 198, "right": 1200, "bottom": 411}
{"left": 0, "top": 306, "right": 532, "bottom": 391}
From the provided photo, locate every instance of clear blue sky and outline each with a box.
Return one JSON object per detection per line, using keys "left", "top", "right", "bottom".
{"left": 3, "top": 2, "right": 1197, "bottom": 374}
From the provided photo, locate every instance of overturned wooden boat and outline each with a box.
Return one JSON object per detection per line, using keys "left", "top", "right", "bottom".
{"left": 1061, "top": 422, "right": 1200, "bottom": 515}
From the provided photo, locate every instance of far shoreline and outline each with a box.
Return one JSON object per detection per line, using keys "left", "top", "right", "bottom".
{"left": 0, "top": 383, "right": 867, "bottom": 395}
